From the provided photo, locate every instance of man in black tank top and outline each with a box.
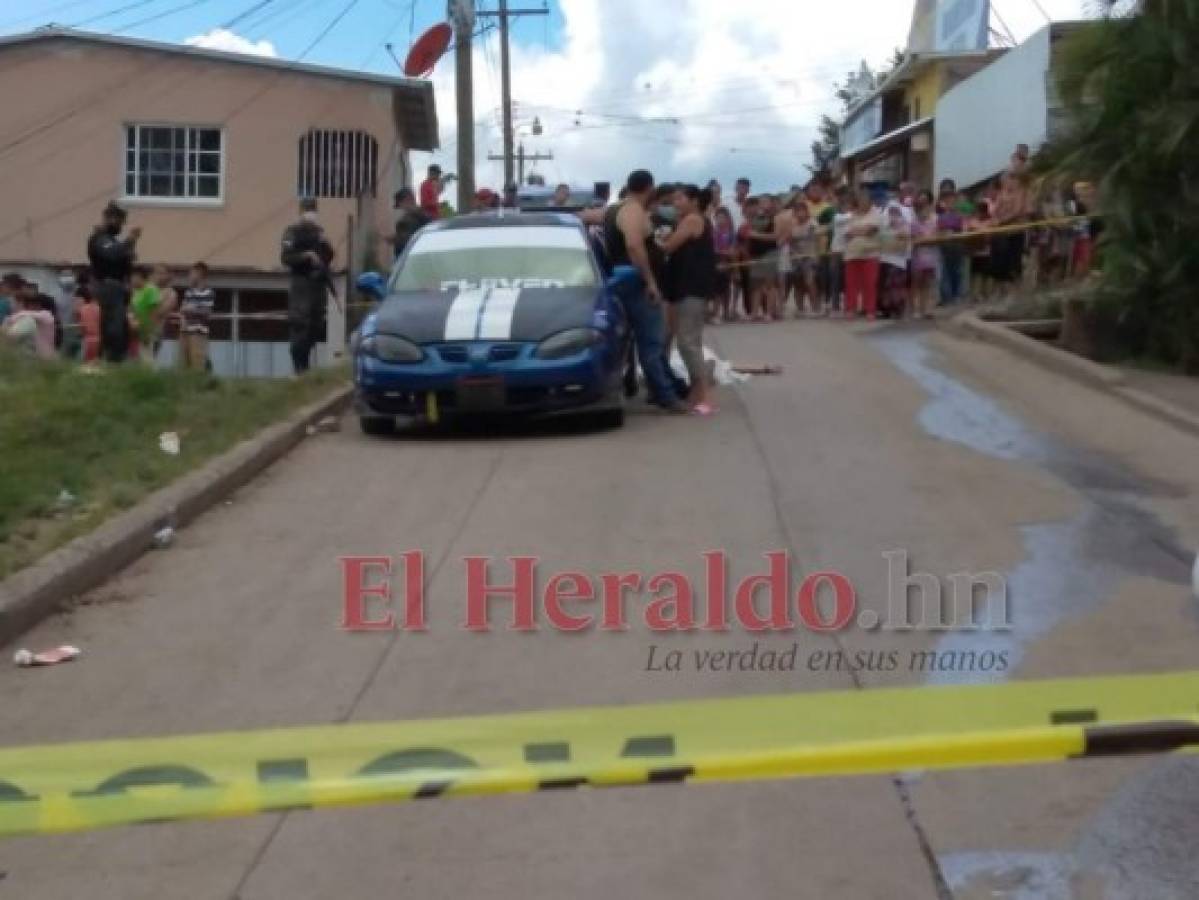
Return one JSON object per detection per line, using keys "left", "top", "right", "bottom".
{"left": 603, "top": 170, "right": 688, "bottom": 413}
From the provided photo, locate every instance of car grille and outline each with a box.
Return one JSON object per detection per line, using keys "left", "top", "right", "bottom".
{"left": 435, "top": 344, "right": 525, "bottom": 364}
{"left": 488, "top": 344, "right": 522, "bottom": 362}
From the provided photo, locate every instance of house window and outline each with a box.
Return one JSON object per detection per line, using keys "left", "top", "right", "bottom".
{"left": 298, "top": 129, "right": 379, "bottom": 199}
{"left": 124, "top": 125, "right": 223, "bottom": 201}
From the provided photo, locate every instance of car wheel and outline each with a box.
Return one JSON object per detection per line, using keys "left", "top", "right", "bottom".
{"left": 622, "top": 341, "right": 639, "bottom": 399}
{"left": 359, "top": 416, "right": 396, "bottom": 436}
{"left": 593, "top": 379, "right": 626, "bottom": 430}
{"left": 594, "top": 406, "right": 625, "bottom": 430}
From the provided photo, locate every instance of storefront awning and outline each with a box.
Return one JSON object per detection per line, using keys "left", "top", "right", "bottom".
{"left": 844, "top": 117, "right": 933, "bottom": 162}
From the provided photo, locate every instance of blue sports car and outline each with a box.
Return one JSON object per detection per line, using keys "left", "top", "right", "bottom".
{"left": 353, "top": 212, "right": 633, "bottom": 435}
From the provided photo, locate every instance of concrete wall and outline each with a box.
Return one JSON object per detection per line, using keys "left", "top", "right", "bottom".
{"left": 0, "top": 37, "right": 405, "bottom": 273}
{"left": 155, "top": 338, "right": 337, "bottom": 379}
{"left": 905, "top": 66, "right": 942, "bottom": 122}
{"left": 934, "top": 24, "right": 1052, "bottom": 188}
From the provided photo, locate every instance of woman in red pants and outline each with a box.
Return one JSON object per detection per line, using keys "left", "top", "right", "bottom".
{"left": 843, "top": 188, "right": 882, "bottom": 319}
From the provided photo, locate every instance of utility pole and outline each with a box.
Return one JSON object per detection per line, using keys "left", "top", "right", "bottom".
{"left": 488, "top": 143, "right": 553, "bottom": 186}
{"left": 499, "top": 0, "right": 513, "bottom": 188}
{"left": 449, "top": 0, "right": 475, "bottom": 211}
{"left": 476, "top": 1, "right": 548, "bottom": 188}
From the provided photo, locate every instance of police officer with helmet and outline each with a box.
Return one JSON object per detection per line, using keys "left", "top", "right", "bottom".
{"left": 280, "top": 197, "right": 334, "bottom": 374}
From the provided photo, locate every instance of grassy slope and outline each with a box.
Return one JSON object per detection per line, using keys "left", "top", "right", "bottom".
{"left": 0, "top": 347, "right": 345, "bottom": 578}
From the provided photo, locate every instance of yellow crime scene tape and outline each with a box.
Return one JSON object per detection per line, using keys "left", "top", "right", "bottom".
{"left": 2, "top": 670, "right": 1197, "bottom": 839}
{"left": 717, "top": 214, "right": 1098, "bottom": 270}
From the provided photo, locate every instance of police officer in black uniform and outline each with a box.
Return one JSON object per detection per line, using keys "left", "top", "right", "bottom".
{"left": 87, "top": 201, "right": 141, "bottom": 363}
{"left": 281, "top": 197, "right": 334, "bottom": 374}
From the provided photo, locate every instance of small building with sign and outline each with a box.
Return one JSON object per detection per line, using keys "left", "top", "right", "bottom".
{"left": 839, "top": 0, "right": 1002, "bottom": 189}
{"left": 840, "top": 49, "right": 1005, "bottom": 190}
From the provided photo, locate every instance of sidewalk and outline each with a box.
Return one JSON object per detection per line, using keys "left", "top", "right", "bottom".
{"left": 947, "top": 312, "right": 1199, "bottom": 441}
{"left": 1120, "top": 367, "right": 1199, "bottom": 418}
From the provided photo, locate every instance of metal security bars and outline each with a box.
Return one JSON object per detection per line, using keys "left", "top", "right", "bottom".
{"left": 297, "top": 129, "right": 379, "bottom": 199}
{"left": 124, "top": 125, "right": 223, "bottom": 201}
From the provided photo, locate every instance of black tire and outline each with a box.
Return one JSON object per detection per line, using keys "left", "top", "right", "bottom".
{"left": 621, "top": 334, "right": 639, "bottom": 399}
{"left": 594, "top": 406, "right": 625, "bottom": 430}
{"left": 359, "top": 416, "right": 396, "bottom": 436}
{"left": 593, "top": 377, "right": 626, "bottom": 430}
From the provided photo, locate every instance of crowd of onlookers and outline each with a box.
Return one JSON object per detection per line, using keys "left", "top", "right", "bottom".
{"left": 4, "top": 151, "right": 1100, "bottom": 377}
{"left": 689, "top": 146, "right": 1100, "bottom": 326}
{"left": 1, "top": 202, "right": 217, "bottom": 369}
{"left": 581, "top": 147, "right": 1102, "bottom": 417}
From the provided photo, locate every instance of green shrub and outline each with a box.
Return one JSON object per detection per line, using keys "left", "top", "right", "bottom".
{"left": 1039, "top": 1, "right": 1199, "bottom": 372}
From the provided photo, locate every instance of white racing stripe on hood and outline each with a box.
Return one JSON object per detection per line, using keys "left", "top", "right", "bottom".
{"left": 413, "top": 227, "right": 587, "bottom": 253}
{"left": 444, "top": 288, "right": 488, "bottom": 341}
{"left": 477, "top": 288, "right": 521, "bottom": 341}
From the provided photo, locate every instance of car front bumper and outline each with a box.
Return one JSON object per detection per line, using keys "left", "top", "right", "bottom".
{"left": 355, "top": 342, "right": 616, "bottom": 418}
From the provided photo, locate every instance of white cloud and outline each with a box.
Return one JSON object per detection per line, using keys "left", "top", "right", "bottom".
{"left": 417, "top": 0, "right": 1087, "bottom": 198}
{"left": 184, "top": 28, "right": 277, "bottom": 58}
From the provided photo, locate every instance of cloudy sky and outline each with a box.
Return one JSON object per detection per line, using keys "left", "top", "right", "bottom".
{"left": 3, "top": 0, "right": 1090, "bottom": 192}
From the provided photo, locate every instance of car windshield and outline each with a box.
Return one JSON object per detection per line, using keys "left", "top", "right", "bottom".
{"left": 391, "top": 225, "right": 599, "bottom": 293}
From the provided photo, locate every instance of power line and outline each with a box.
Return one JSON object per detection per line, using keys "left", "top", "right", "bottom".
{"left": 357, "top": 0, "right": 415, "bottom": 68}
{"left": 297, "top": 0, "right": 362, "bottom": 60}
{"left": 537, "top": 100, "right": 820, "bottom": 131}
{"left": 113, "top": 0, "right": 216, "bottom": 32}
{"left": 0, "top": 0, "right": 101, "bottom": 29}
{"left": 476, "top": 0, "right": 498, "bottom": 95}
{"left": 0, "top": 1, "right": 408, "bottom": 254}
{"left": 446, "top": 20, "right": 497, "bottom": 53}
{"left": 0, "top": 0, "right": 297, "bottom": 156}
{"left": 0, "top": 54, "right": 168, "bottom": 156}
{"left": 0, "top": 39, "right": 384, "bottom": 254}
{"left": 243, "top": 0, "right": 325, "bottom": 37}
{"left": 610, "top": 132, "right": 805, "bottom": 159}
{"left": 1027, "top": 0, "right": 1053, "bottom": 23}
{"left": 71, "top": 0, "right": 166, "bottom": 27}
{"left": 991, "top": 2, "right": 1019, "bottom": 44}
{"left": 556, "top": 63, "right": 863, "bottom": 112}
{"left": 221, "top": 0, "right": 276, "bottom": 30}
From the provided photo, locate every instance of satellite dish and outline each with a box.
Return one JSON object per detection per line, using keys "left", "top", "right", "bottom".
{"left": 403, "top": 22, "right": 453, "bottom": 78}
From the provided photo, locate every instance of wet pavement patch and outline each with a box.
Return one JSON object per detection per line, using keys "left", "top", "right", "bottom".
{"left": 870, "top": 332, "right": 1191, "bottom": 686}
{"left": 939, "top": 758, "right": 1199, "bottom": 898}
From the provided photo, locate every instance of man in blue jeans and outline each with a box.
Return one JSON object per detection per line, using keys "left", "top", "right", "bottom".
{"left": 937, "top": 179, "right": 966, "bottom": 306}
{"left": 603, "top": 170, "right": 688, "bottom": 413}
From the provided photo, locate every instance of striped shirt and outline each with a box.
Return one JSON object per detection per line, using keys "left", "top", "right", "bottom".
{"left": 180, "top": 287, "right": 214, "bottom": 335}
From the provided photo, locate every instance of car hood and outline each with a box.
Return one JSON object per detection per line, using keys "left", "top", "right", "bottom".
{"left": 373, "top": 286, "right": 601, "bottom": 344}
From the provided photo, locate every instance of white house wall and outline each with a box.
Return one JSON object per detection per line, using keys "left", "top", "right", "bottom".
{"left": 934, "top": 24, "right": 1052, "bottom": 189}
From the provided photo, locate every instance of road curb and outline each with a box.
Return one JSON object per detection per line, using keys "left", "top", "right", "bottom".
{"left": 0, "top": 385, "right": 352, "bottom": 647}
{"left": 945, "top": 313, "right": 1199, "bottom": 439}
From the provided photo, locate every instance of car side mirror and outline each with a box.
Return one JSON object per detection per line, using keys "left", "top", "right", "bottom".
{"left": 356, "top": 272, "right": 387, "bottom": 301}
{"left": 606, "top": 265, "right": 640, "bottom": 292}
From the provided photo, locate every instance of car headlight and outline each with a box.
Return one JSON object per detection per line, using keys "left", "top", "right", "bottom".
{"left": 535, "top": 327, "right": 604, "bottom": 360}
{"left": 360, "top": 333, "right": 425, "bottom": 363}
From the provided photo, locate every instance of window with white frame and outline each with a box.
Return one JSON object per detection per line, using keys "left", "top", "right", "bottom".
{"left": 297, "top": 129, "right": 379, "bottom": 199}
{"left": 124, "top": 125, "right": 223, "bottom": 201}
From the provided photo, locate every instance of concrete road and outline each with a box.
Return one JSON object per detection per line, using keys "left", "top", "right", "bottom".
{"left": 2, "top": 320, "right": 1198, "bottom": 899}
